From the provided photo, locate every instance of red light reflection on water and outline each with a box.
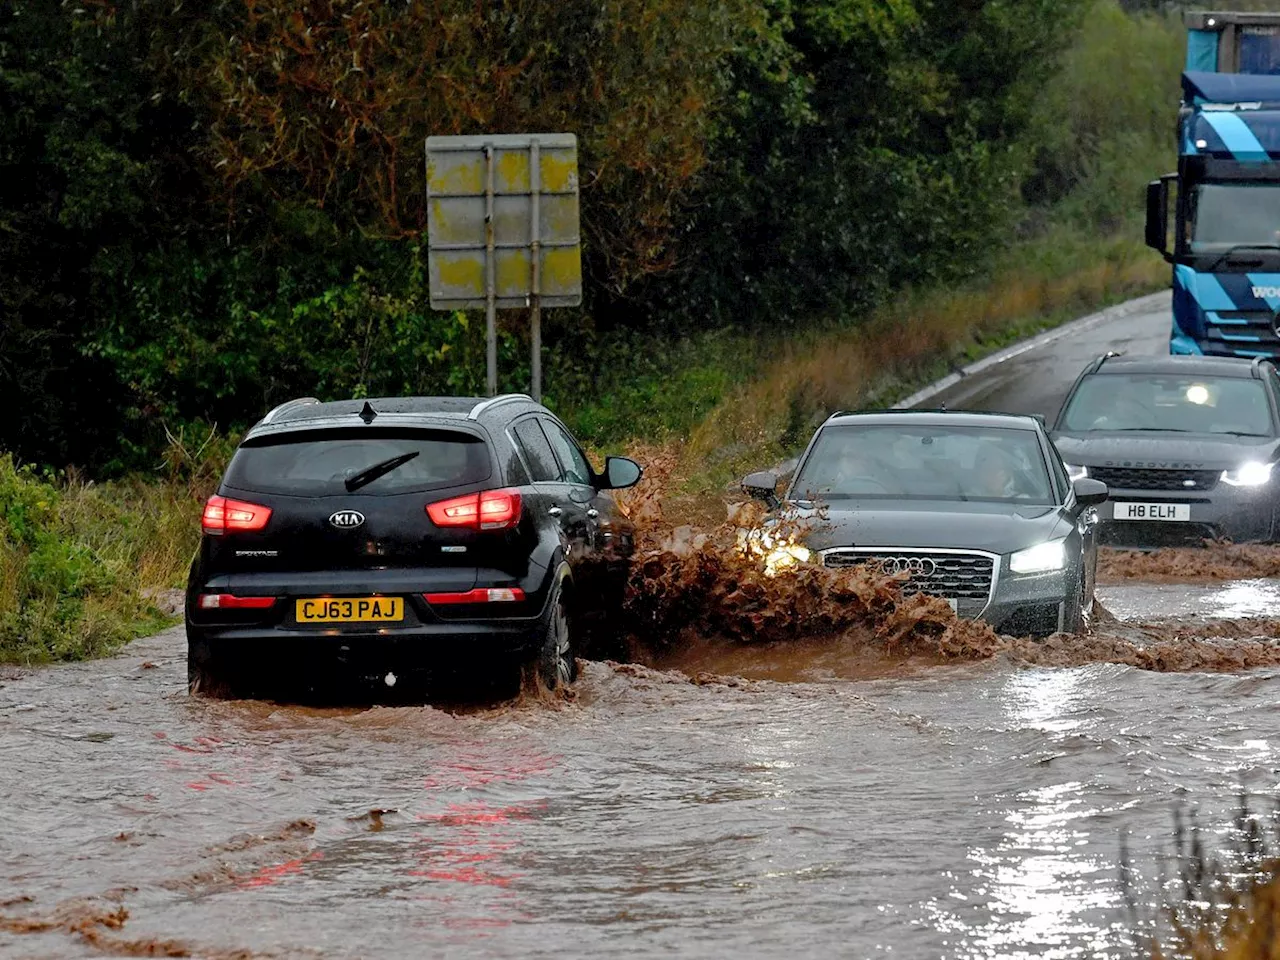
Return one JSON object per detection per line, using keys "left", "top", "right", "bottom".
{"left": 421, "top": 751, "right": 560, "bottom": 790}
{"left": 407, "top": 800, "right": 547, "bottom": 890}
{"left": 236, "top": 851, "right": 324, "bottom": 889}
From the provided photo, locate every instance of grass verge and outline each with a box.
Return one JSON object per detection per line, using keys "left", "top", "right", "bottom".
{"left": 0, "top": 455, "right": 201, "bottom": 664}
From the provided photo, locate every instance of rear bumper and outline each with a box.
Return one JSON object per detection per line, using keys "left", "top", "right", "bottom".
{"left": 186, "top": 565, "right": 558, "bottom": 685}
{"left": 1096, "top": 489, "right": 1275, "bottom": 547}
{"left": 190, "top": 618, "right": 547, "bottom": 658}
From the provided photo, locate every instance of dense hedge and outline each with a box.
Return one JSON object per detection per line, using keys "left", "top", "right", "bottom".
{"left": 0, "top": 0, "right": 1173, "bottom": 471}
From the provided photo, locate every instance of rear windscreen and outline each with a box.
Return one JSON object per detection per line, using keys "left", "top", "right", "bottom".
{"left": 224, "top": 428, "right": 491, "bottom": 496}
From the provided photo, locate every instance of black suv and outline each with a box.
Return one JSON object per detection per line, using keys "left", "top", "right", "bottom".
{"left": 185, "top": 394, "right": 642, "bottom": 699}
{"left": 1051, "top": 354, "right": 1280, "bottom": 546}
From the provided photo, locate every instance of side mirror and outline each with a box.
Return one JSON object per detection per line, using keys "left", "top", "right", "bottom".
{"left": 1072, "top": 477, "right": 1108, "bottom": 509}
{"left": 742, "top": 470, "right": 781, "bottom": 507}
{"left": 1145, "top": 175, "right": 1175, "bottom": 262}
{"left": 600, "top": 456, "right": 643, "bottom": 490}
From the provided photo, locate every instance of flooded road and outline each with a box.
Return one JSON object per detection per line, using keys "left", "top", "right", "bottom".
{"left": 7, "top": 294, "right": 1280, "bottom": 958}
{"left": 4, "top": 586, "right": 1280, "bottom": 959}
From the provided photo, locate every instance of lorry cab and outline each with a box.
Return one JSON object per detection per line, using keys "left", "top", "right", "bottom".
{"left": 1184, "top": 11, "right": 1280, "bottom": 75}
{"left": 1146, "top": 13, "right": 1280, "bottom": 361}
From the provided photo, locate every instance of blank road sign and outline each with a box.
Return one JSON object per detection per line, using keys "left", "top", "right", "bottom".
{"left": 426, "top": 134, "right": 582, "bottom": 310}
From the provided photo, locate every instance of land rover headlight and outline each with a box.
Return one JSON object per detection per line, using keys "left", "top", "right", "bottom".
{"left": 1009, "top": 539, "right": 1067, "bottom": 575}
{"left": 1221, "top": 462, "right": 1273, "bottom": 487}
{"left": 1064, "top": 464, "right": 1088, "bottom": 481}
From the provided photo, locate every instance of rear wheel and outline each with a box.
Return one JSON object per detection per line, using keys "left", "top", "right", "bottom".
{"left": 536, "top": 587, "right": 577, "bottom": 691}
{"left": 187, "top": 638, "right": 237, "bottom": 698}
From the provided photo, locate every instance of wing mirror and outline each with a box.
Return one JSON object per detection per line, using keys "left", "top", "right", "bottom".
{"left": 742, "top": 470, "right": 781, "bottom": 508}
{"left": 599, "top": 456, "right": 643, "bottom": 490}
{"left": 1072, "top": 477, "right": 1108, "bottom": 510}
{"left": 1144, "top": 174, "right": 1177, "bottom": 263}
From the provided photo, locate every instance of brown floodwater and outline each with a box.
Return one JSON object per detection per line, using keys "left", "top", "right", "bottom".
{"left": 4, "top": 567, "right": 1280, "bottom": 959}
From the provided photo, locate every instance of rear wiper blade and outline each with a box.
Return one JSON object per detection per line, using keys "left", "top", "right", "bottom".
{"left": 344, "top": 451, "right": 419, "bottom": 492}
{"left": 1207, "top": 243, "right": 1280, "bottom": 271}
{"left": 1113, "top": 427, "right": 1191, "bottom": 433}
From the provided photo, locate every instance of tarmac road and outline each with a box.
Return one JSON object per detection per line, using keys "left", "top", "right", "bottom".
{"left": 909, "top": 290, "right": 1172, "bottom": 420}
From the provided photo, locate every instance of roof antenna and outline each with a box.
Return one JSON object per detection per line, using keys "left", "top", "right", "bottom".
{"left": 359, "top": 401, "right": 377, "bottom": 424}
{"left": 939, "top": 402, "right": 947, "bottom": 412}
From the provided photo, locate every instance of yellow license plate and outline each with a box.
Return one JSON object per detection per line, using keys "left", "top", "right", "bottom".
{"left": 295, "top": 597, "right": 404, "bottom": 624}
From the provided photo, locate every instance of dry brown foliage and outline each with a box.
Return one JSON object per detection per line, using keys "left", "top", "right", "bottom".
{"left": 162, "top": 0, "right": 753, "bottom": 286}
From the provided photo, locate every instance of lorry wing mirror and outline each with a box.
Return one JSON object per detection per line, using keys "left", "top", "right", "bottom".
{"left": 1145, "top": 175, "right": 1175, "bottom": 262}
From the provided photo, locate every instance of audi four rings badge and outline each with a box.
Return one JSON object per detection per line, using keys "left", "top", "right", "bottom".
{"left": 878, "top": 557, "right": 937, "bottom": 576}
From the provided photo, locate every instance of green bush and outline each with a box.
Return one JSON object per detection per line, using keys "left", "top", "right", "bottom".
{"left": 1, "top": 0, "right": 1089, "bottom": 470}
{"left": 0, "top": 456, "right": 179, "bottom": 663}
{"left": 1022, "top": 0, "right": 1182, "bottom": 231}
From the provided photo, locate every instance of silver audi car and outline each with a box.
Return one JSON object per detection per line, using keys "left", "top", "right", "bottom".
{"left": 742, "top": 410, "right": 1110, "bottom": 636}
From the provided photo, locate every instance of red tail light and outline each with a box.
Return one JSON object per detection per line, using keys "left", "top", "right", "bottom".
{"left": 424, "top": 588, "right": 526, "bottom": 605}
{"left": 426, "top": 489, "right": 522, "bottom": 530}
{"left": 198, "top": 594, "right": 277, "bottom": 610}
{"left": 202, "top": 495, "right": 272, "bottom": 535}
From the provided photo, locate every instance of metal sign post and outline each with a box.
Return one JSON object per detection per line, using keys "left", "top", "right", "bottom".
{"left": 426, "top": 134, "right": 581, "bottom": 399}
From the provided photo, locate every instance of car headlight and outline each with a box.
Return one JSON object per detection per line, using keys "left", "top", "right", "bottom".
{"left": 739, "top": 526, "right": 811, "bottom": 576}
{"left": 1064, "top": 464, "right": 1088, "bottom": 481}
{"left": 1220, "top": 461, "right": 1273, "bottom": 487}
{"left": 763, "top": 543, "right": 811, "bottom": 576}
{"left": 1009, "top": 539, "right": 1067, "bottom": 575}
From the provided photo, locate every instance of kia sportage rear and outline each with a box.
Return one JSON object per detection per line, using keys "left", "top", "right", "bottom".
{"left": 185, "top": 394, "right": 642, "bottom": 700}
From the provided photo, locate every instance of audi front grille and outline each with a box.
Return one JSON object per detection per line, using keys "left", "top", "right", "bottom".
{"left": 822, "top": 549, "right": 996, "bottom": 604}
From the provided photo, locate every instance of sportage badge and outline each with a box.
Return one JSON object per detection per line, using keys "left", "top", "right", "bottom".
{"left": 329, "top": 510, "right": 366, "bottom": 530}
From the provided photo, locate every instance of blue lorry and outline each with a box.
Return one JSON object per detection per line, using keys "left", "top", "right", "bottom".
{"left": 1146, "top": 12, "right": 1280, "bottom": 358}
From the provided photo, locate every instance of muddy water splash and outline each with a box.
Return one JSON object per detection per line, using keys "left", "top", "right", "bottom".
{"left": 1099, "top": 543, "right": 1280, "bottom": 583}
{"left": 616, "top": 495, "right": 1280, "bottom": 674}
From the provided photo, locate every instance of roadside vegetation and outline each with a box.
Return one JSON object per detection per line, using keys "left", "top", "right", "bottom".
{"left": 1123, "top": 798, "right": 1280, "bottom": 960}
{"left": 2, "top": 0, "right": 1179, "bottom": 663}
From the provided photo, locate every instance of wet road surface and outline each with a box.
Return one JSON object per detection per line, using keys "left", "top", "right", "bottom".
{"left": 7, "top": 291, "right": 1280, "bottom": 959}
{"left": 921, "top": 292, "right": 1171, "bottom": 423}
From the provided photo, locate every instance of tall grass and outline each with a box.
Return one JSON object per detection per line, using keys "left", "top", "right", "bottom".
{"left": 1123, "top": 797, "right": 1280, "bottom": 959}
{"left": 0, "top": 449, "right": 209, "bottom": 664}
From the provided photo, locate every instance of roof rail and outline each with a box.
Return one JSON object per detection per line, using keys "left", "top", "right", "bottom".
{"left": 467, "top": 393, "right": 533, "bottom": 421}
{"left": 261, "top": 397, "right": 320, "bottom": 424}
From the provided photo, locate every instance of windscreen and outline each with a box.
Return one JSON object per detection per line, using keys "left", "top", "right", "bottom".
{"left": 1060, "top": 374, "right": 1273, "bottom": 436}
{"left": 1190, "top": 184, "right": 1280, "bottom": 251}
{"left": 793, "top": 424, "right": 1055, "bottom": 503}
{"left": 224, "top": 428, "right": 491, "bottom": 496}
{"left": 1241, "top": 26, "right": 1280, "bottom": 75}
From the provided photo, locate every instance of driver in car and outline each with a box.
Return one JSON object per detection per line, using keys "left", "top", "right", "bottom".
{"left": 833, "top": 448, "right": 889, "bottom": 494}
{"left": 974, "top": 449, "right": 1021, "bottom": 499}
